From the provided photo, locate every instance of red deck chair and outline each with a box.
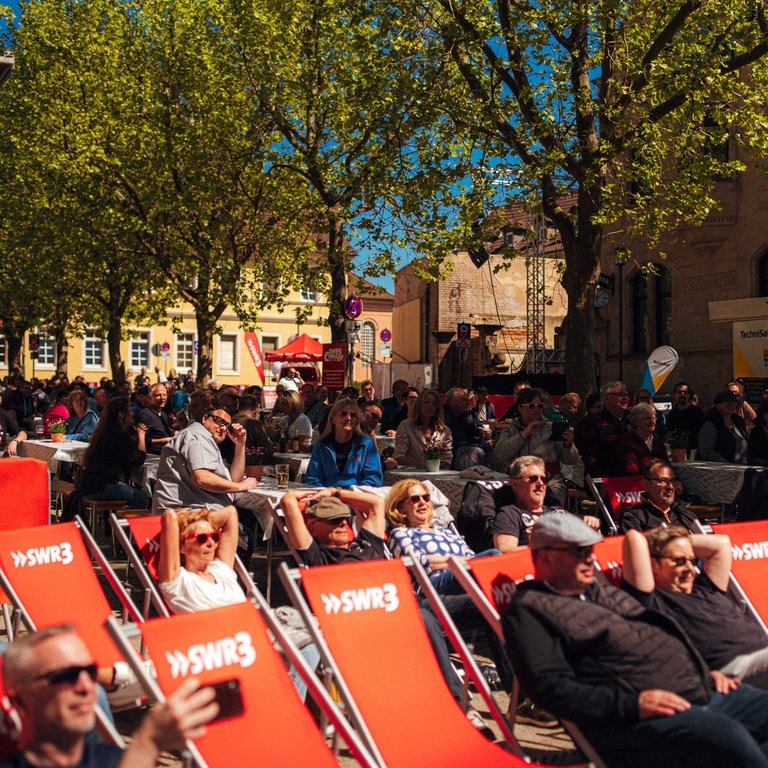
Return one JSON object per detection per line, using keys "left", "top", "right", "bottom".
{"left": 713, "top": 520, "right": 768, "bottom": 635}
{"left": 0, "top": 457, "right": 51, "bottom": 638}
{"left": 584, "top": 475, "right": 645, "bottom": 534}
{"left": 0, "top": 518, "right": 143, "bottom": 743}
{"left": 448, "top": 551, "right": 604, "bottom": 768}
{"left": 106, "top": 603, "right": 376, "bottom": 768}
{"left": 592, "top": 534, "right": 626, "bottom": 588}
{"left": 109, "top": 513, "right": 167, "bottom": 619}
{"left": 282, "top": 557, "right": 561, "bottom": 768}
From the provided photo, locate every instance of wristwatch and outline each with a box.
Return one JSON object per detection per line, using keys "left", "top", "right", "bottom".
{"left": 333, "top": 487, "right": 342, "bottom": 498}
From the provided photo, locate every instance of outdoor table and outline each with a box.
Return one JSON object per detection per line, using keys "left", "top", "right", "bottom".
{"left": 376, "top": 435, "right": 395, "bottom": 452}
{"left": 18, "top": 439, "right": 89, "bottom": 474}
{"left": 671, "top": 460, "right": 761, "bottom": 505}
{"left": 270, "top": 452, "right": 312, "bottom": 482}
{"left": 130, "top": 455, "right": 161, "bottom": 499}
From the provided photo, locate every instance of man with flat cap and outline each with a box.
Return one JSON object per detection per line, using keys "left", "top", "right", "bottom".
{"left": 503, "top": 514, "right": 768, "bottom": 768}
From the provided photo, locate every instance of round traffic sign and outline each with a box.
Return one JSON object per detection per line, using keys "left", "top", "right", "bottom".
{"left": 380, "top": 328, "right": 392, "bottom": 343}
{"left": 345, "top": 295, "right": 363, "bottom": 319}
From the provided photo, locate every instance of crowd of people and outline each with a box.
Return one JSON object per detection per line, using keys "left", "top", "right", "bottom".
{"left": 2, "top": 367, "right": 768, "bottom": 766}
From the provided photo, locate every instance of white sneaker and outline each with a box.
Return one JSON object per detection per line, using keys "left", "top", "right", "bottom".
{"left": 466, "top": 708, "right": 494, "bottom": 739}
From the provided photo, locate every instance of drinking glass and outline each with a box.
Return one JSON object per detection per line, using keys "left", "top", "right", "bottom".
{"left": 276, "top": 464, "right": 290, "bottom": 489}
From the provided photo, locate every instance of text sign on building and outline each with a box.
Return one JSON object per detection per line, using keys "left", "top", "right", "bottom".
{"left": 322, "top": 342, "right": 346, "bottom": 389}
{"left": 733, "top": 319, "right": 768, "bottom": 378}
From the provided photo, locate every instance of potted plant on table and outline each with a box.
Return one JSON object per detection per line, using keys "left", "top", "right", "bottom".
{"left": 49, "top": 420, "right": 66, "bottom": 443}
{"left": 667, "top": 430, "right": 689, "bottom": 463}
{"left": 245, "top": 445, "right": 267, "bottom": 480}
{"left": 423, "top": 437, "right": 446, "bottom": 473}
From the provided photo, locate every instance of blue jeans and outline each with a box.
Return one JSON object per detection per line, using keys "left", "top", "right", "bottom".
{"left": 429, "top": 549, "right": 501, "bottom": 595}
{"left": 587, "top": 684, "right": 768, "bottom": 768}
{"left": 86, "top": 482, "right": 150, "bottom": 510}
{"left": 289, "top": 643, "right": 321, "bottom": 702}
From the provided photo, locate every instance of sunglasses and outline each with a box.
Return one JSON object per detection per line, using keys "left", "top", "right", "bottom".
{"left": 34, "top": 663, "right": 98, "bottom": 686}
{"left": 408, "top": 494, "right": 431, "bottom": 504}
{"left": 520, "top": 403, "right": 545, "bottom": 410}
{"left": 206, "top": 413, "right": 233, "bottom": 430}
{"left": 514, "top": 474, "right": 547, "bottom": 484}
{"left": 657, "top": 555, "right": 697, "bottom": 567}
{"left": 183, "top": 531, "right": 222, "bottom": 545}
{"left": 544, "top": 545, "right": 594, "bottom": 559}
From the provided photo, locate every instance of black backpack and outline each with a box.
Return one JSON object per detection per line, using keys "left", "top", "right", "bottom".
{"left": 456, "top": 480, "right": 516, "bottom": 552}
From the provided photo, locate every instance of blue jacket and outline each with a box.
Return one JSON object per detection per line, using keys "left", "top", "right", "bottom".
{"left": 65, "top": 409, "right": 99, "bottom": 442}
{"left": 305, "top": 434, "right": 383, "bottom": 487}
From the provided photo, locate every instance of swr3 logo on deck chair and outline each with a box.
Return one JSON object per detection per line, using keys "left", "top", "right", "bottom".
{"left": 165, "top": 632, "right": 257, "bottom": 677}
{"left": 321, "top": 583, "right": 399, "bottom": 615}
{"left": 10, "top": 543, "right": 74, "bottom": 568}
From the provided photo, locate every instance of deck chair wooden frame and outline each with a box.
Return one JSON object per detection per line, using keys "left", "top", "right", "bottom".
{"left": 279, "top": 556, "right": 561, "bottom": 768}
{"left": 0, "top": 517, "right": 147, "bottom": 745}
{"left": 448, "top": 551, "right": 604, "bottom": 768}
{"left": 106, "top": 601, "right": 377, "bottom": 768}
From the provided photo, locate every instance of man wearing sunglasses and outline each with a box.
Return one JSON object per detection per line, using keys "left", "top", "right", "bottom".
{"left": 623, "top": 526, "right": 768, "bottom": 686}
{"left": 504, "top": 514, "right": 768, "bottom": 767}
{"left": 1, "top": 625, "right": 217, "bottom": 768}
{"left": 152, "top": 408, "right": 259, "bottom": 513}
{"left": 491, "top": 456, "right": 600, "bottom": 552}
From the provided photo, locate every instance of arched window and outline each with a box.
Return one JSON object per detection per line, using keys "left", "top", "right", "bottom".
{"left": 631, "top": 264, "right": 671, "bottom": 354}
{"left": 360, "top": 321, "right": 376, "bottom": 368}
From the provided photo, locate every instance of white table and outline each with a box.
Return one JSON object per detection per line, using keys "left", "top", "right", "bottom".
{"left": 18, "top": 439, "right": 89, "bottom": 473}
{"left": 234, "top": 479, "right": 317, "bottom": 541}
{"left": 130, "top": 455, "right": 161, "bottom": 498}
{"left": 270, "top": 452, "right": 312, "bottom": 482}
{"left": 671, "top": 461, "right": 759, "bottom": 505}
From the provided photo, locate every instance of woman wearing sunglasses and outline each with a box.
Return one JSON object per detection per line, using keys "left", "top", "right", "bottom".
{"left": 158, "top": 506, "right": 321, "bottom": 701}
{"left": 490, "top": 387, "right": 581, "bottom": 506}
{"left": 158, "top": 506, "right": 244, "bottom": 613}
{"left": 386, "top": 479, "right": 499, "bottom": 594}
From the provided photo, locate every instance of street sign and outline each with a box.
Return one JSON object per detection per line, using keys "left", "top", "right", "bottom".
{"left": 380, "top": 328, "right": 392, "bottom": 343}
{"left": 151, "top": 343, "right": 163, "bottom": 356}
{"left": 193, "top": 341, "right": 199, "bottom": 355}
{"left": 344, "top": 295, "right": 363, "bottom": 319}
{"left": 456, "top": 322, "right": 471, "bottom": 349}
{"left": 161, "top": 341, "right": 171, "bottom": 352}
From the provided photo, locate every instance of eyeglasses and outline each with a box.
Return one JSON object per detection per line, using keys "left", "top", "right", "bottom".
{"left": 657, "top": 555, "right": 697, "bottom": 567}
{"left": 408, "top": 494, "right": 431, "bottom": 503}
{"left": 183, "top": 531, "right": 222, "bottom": 545}
{"left": 544, "top": 545, "right": 594, "bottom": 559}
{"left": 206, "top": 413, "right": 233, "bottom": 430}
{"left": 513, "top": 474, "right": 547, "bottom": 484}
{"left": 606, "top": 391, "right": 630, "bottom": 398}
{"left": 34, "top": 663, "right": 98, "bottom": 687}
{"left": 520, "top": 403, "right": 545, "bottom": 410}
{"left": 649, "top": 476, "right": 676, "bottom": 486}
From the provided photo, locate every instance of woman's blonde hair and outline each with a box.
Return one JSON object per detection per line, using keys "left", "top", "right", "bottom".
{"left": 281, "top": 390, "right": 303, "bottom": 420}
{"left": 386, "top": 478, "right": 433, "bottom": 528}
{"left": 319, "top": 397, "right": 364, "bottom": 440}
{"left": 175, "top": 507, "right": 212, "bottom": 538}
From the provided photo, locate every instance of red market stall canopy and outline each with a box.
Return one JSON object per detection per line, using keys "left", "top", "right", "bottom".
{"left": 264, "top": 333, "right": 324, "bottom": 362}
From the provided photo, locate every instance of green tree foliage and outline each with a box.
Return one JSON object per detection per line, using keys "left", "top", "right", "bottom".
{"left": 413, "top": 0, "right": 768, "bottom": 393}
{"left": 224, "top": 0, "right": 475, "bottom": 343}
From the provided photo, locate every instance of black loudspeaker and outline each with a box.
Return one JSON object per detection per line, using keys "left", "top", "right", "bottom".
{"left": 469, "top": 246, "right": 489, "bottom": 268}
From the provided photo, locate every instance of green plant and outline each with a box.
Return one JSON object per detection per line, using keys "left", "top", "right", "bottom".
{"left": 48, "top": 420, "right": 66, "bottom": 434}
{"left": 423, "top": 436, "right": 445, "bottom": 461}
